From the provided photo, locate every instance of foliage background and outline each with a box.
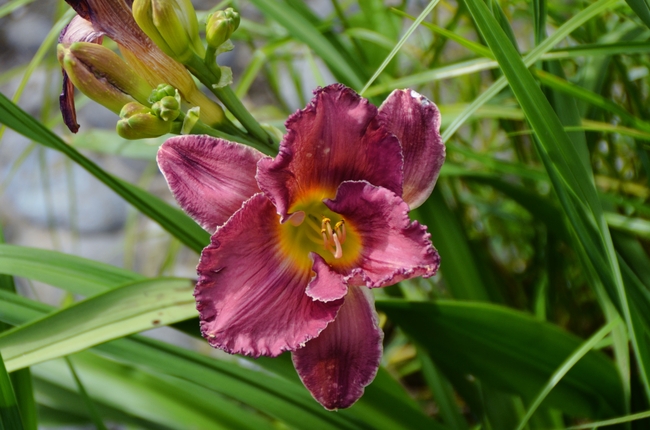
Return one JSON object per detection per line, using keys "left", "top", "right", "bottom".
{"left": 1, "top": 0, "right": 650, "bottom": 428}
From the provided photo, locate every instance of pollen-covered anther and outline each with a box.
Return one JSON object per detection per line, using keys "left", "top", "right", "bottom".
{"left": 335, "top": 220, "right": 346, "bottom": 243}
{"left": 321, "top": 217, "right": 346, "bottom": 259}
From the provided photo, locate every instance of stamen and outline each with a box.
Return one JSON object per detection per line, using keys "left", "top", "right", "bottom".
{"left": 335, "top": 220, "right": 346, "bottom": 244}
{"left": 332, "top": 232, "right": 343, "bottom": 259}
{"left": 322, "top": 230, "right": 334, "bottom": 253}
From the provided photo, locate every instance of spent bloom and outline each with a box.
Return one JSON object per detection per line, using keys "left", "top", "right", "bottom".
{"left": 157, "top": 84, "right": 445, "bottom": 409}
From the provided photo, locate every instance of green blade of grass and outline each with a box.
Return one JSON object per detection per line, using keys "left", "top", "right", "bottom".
{"left": 64, "top": 358, "right": 108, "bottom": 430}
{"left": 378, "top": 299, "right": 625, "bottom": 418}
{"left": 0, "top": 290, "right": 429, "bottom": 430}
{"left": 0, "top": 244, "right": 143, "bottom": 296}
{"left": 0, "top": 93, "right": 210, "bottom": 253}
{"left": 0, "top": 352, "right": 24, "bottom": 430}
{"left": 442, "top": 0, "right": 622, "bottom": 142}
{"left": 566, "top": 410, "right": 650, "bottom": 429}
{"left": 622, "top": 0, "right": 650, "bottom": 29}
{"left": 360, "top": 0, "right": 440, "bottom": 95}
{"left": 0, "top": 278, "right": 196, "bottom": 372}
{"left": 515, "top": 319, "right": 621, "bottom": 430}
{"left": 462, "top": 0, "right": 649, "bottom": 401}
{"left": 247, "top": 0, "right": 364, "bottom": 89}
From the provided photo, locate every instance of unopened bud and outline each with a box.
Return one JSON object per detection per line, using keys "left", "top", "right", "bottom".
{"left": 117, "top": 102, "right": 173, "bottom": 139}
{"left": 152, "top": 96, "right": 181, "bottom": 122}
{"left": 206, "top": 8, "right": 240, "bottom": 50}
{"left": 149, "top": 84, "right": 177, "bottom": 103}
{"left": 132, "top": 0, "right": 205, "bottom": 63}
{"left": 57, "top": 42, "right": 153, "bottom": 113}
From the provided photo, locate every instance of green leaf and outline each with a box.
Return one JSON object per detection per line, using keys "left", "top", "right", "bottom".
{"left": 418, "top": 349, "right": 468, "bottom": 429}
{"left": 412, "top": 189, "right": 492, "bottom": 301}
{"left": 0, "top": 244, "right": 144, "bottom": 296}
{"left": 515, "top": 319, "right": 621, "bottom": 430}
{"left": 247, "top": 0, "right": 365, "bottom": 89}
{"left": 0, "top": 292, "right": 383, "bottom": 429}
{"left": 360, "top": 0, "right": 440, "bottom": 95}
{"left": 0, "top": 278, "right": 196, "bottom": 372}
{"left": 623, "top": 0, "right": 650, "bottom": 29}
{"left": 34, "top": 353, "right": 273, "bottom": 430}
{"left": 64, "top": 358, "right": 108, "bottom": 430}
{"left": 378, "top": 300, "right": 625, "bottom": 418}
{"left": 462, "top": 0, "right": 649, "bottom": 398}
{"left": 0, "top": 92, "right": 210, "bottom": 253}
{"left": 442, "top": 0, "right": 622, "bottom": 142}
{"left": 0, "top": 352, "right": 23, "bottom": 430}
{"left": 253, "top": 353, "right": 445, "bottom": 430}
{"left": 0, "top": 230, "right": 37, "bottom": 430}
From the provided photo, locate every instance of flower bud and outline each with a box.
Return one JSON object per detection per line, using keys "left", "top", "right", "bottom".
{"left": 132, "top": 0, "right": 205, "bottom": 63}
{"left": 57, "top": 42, "right": 153, "bottom": 114}
{"left": 152, "top": 95, "right": 181, "bottom": 122}
{"left": 149, "top": 84, "right": 177, "bottom": 103}
{"left": 206, "top": 8, "right": 240, "bottom": 50}
{"left": 117, "top": 102, "right": 173, "bottom": 139}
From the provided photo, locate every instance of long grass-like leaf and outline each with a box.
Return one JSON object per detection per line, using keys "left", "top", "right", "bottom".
{"left": 0, "top": 244, "right": 143, "bottom": 296}
{"left": 0, "top": 352, "right": 24, "bottom": 430}
{"left": 0, "top": 290, "right": 436, "bottom": 430}
{"left": 360, "top": 0, "right": 439, "bottom": 95}
{"left": 515, "top": 319, "right": 621, "bottom": 430}
{"left": 247, "top": 0, "right": 364, "bottom": 89}
{"left": 64, "top": 358, "right": 108, "bottom": 430}
{"left": 566, "top": 410, "right": 650, "bottom": 429}
{"left": 378, "top": 300, "right": 625, "bottom": 418}
{"left": 0, "top": 92, "right": 210, "bottom": 252}
{"left": 462, "top": 0, "right": 649, "bottom": 399}
{"left": 442, "top": 0, "right": 621, "bottom": 142}
{"left": 0, "top": 278, "right": 196, "bottom": 372}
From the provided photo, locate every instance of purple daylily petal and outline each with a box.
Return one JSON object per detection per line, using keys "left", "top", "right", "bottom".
{"left": 59, "top": 15, "right": 104, "bottom": 44}
{"left": 196, "top": 193, "right": 343, "bottom": 357}
{"left": 306, "top": 253, "right": 348, "bottom": 302}
{"left": 65, "top": 0, "right": 140, "bottom": 46}
{"left": 378, "top": 89, "right": 445, "bottom": 209}
{"left": 60, "top": 73, "right": 80, "bottom": 133}
{"left": 293, "top": 285, "right": 383, "bottom": 410}
{"left": 257, "top": 84, "right": 404, "bottom": 220}
{"left": 158, "top": 136, "right": 264, "bottom": 232}
{"left": 325, "top": 181, "right": 440, "bottom": 288}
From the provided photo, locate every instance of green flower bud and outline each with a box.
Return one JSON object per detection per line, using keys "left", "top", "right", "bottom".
{"left": 149, "top": 84, "right": 177, "bottom": 103}
{"left": 152, "top": 96, "right": 181, "bottom": 122}
{"left": 57, "top": 42, "right": 153, "bottom": 114}
{"left": 117, "top": 102, "right": 173, "bottom": 139}
{"left": 206, "top": 8, "right": 240, "bottom": 50}
{"left": 132, "top": 0, "right": 205, "bottom": 63}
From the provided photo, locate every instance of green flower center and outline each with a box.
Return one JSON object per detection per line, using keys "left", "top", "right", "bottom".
{"left": 279, "top": 189, "right": 361, "bottom": 270}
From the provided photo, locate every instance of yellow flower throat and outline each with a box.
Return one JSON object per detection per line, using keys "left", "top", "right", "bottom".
{"left": 279, "top": 190, "right": 361, "bottom": 270}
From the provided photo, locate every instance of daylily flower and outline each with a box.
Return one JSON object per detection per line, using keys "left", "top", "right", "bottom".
{"left": 157, "top": 84, "right": 445, "bottom": 410}
{"left": 59, "top": 0, "right": 227, "bottom": 132}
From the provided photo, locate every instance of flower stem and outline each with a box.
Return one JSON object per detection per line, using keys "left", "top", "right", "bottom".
{"left": 185, "top": 54, "right": 276, "bottom": 148}
{"left": 186, "top": 118, "right": 276, "bottom": 156}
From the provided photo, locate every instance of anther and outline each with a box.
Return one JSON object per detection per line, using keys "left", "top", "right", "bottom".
{"left": 335, "top": 220, "right": 346, "bottom": 243}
